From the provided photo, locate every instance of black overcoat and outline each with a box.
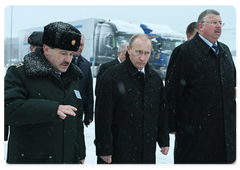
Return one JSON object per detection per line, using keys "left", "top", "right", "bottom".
{"left": 95, "top": 55, "right": 169, "bottom": 164}
{"left": 165, "top": 33, "right": 236, "bottom": 163}
{"left": 5, "top": 48, "right": 86, "bottom": 164}
{"left": 95, "top": 58, "right": 120, "bottom": 95}
{"left": 72, "top": 55, "right": 94, "bottom": 121}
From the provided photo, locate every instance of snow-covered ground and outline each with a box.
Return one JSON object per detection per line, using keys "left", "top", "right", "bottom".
{"left": 4, "top": 123, "right": 175, "bottom": 164}
{"left": 84, "top": 121, "right": 175, "bottom": 164}
{"left": 4, "top": 77, "right": 175, "bottom": 164}
{"left": 233, "top": 56, "right": 236, "bottom": 66}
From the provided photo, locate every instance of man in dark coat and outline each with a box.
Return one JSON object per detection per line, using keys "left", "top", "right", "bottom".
{"left": 186, "top": 22, "right": 198, "bottom": 40}
{"left": 72, "top": 34, "right": 94, "bottom": 127}
{"left": 28, "top": 31, "right": 43, "bottom": 52}
{"left": 4, "top": 21, "right": 86, "bottom": 164}
{"left": 95, "top": 42, "right": 129, "bottom": 96}
{"left": 95, "top": 34, "right": 169, "bottom": 164}
{"left": 165, "top": 9, "right": 236, "bottom": 164}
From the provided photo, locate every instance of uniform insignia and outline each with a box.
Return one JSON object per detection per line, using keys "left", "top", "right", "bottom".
{"left": 13, "top": 62, "right": 24, "bottom": 68}
{"left": 71, "top": 40, "right": 76, "bottom": 46}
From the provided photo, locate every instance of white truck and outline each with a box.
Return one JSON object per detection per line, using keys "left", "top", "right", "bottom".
{"left": 18, "top": 18, "right": 144, "bottom": 76}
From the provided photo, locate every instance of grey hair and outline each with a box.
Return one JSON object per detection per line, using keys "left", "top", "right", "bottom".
{"left": 197, "top": 9, "right": 220, "bottom": 28}
{"left": 129, "top": 34, "right": 152, "bottom": 49}
{"left": 118, "top": 42, "right": 129, "bottom": 53}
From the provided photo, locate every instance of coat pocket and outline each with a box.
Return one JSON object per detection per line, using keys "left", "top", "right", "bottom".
{"left": 17, "top": 146, "right": 54, "bottom": 164}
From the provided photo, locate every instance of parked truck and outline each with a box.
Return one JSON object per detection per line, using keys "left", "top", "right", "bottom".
{"left": 18, "top": 18, "right": 144, "bottom": 76}
{"left": 140, "top": 23, "right": 186, "bottom": 79}
{"left": 18, "top": 18, "right": 185, "bottom": 78}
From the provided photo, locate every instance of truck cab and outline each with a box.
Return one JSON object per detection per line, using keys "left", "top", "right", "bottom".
{"left": 94, "top": 19, "right": 144, "bottom": 66}
{"left": 140, "top": 23, "right": 186, "bottom": 79}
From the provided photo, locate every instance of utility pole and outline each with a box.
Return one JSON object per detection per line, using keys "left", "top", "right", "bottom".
{"left": 9, "top": 5, "right": 13, "bottom": 66}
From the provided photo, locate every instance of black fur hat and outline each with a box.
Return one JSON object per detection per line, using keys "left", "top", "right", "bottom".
{"left": 28, "top": 31, "right": 43, "bottom": 46}
{"left": 42, "top": 21, "right": 81, "bottom": 51}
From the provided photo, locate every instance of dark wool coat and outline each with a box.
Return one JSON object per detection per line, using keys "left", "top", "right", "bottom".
{"left": 95, "top": 55, "right": 169, "bottom": 164}
{"left": 4, "top": 124, "right": 9, "bottom": 141}
{"left": 165, "top": 33, "right": 236, "bottom": 164}
{"left": 72, "top": 55, "right": 94, "bottom": 121}
{"left": 95, "top": 58, "right": 120, "bottom": 96}
{"left": 5, "top": 48, "right": 86, "bottom": 164}
{"left": 97, "top": 58, "right": 120, "bottom": 80}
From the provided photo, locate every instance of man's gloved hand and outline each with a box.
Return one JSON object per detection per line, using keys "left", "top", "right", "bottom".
{"left": 84, "top": 119, "right": 92, "bottom": 127}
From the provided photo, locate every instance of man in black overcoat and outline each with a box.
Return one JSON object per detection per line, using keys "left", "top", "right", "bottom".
{"left": 165, "top": 9, "right": 236, "bottom": 164}
{"left": 95, "top": 42, "right": 128, "bottom": 96}
{"left": 72, "top": 34, "right": 94, "bottom": 127}
{"left": 95, "top": 34, "right": 169, "bottom": 164}
{"left": 28, "top": 31, "right": 43, "bottom": 52}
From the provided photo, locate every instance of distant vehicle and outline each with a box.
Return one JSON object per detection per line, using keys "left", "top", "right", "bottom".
{"left": 19, "top": 18, "right": 144, "bottom": 77}
{"left": 19, "top": 19, "right": 186, "bottom": 78}
{"left": 140, "top": 23, "right": 186, "bottom": 79}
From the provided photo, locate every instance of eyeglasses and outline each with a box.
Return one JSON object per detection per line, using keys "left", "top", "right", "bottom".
{"left": 202, "top": 21, "right": 225, "bottom": 27}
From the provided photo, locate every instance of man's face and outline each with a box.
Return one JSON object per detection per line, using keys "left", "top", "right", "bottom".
{"left": 117, "top": 46, "right": 128, "bottom": 62}
{"left": 73, "top": 37, "right": 85, "bottom": 57}
{"left": 44, "top": 45, "right": 74, "bottom": 73}
{"left": 199, "top": 14, "right": 222, "bottom": 44}
{"left": 128, "top": 38, "right": 152, "bottom": 70}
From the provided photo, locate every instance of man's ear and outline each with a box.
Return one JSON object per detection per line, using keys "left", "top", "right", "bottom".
{"left": 187, "top": 33, "right": 192, "bottom": 40}
{"left": 43, "top": 44, "right": 50, "bottom": 55}
{"left": 127, "top": 45, "right": 130, "bottom": 53}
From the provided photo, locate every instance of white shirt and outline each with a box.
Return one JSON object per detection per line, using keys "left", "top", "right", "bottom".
{"left": 138, "top": 67, "right": 145, "bottom": 74}
{"left": 198, "top": 34, "right": 218, "bottom": 52}
{"left": 117, "top": 57, "right": 121, "bottom": 63}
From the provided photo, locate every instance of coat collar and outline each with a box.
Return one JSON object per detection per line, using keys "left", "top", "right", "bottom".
{"left": 192, "top": 33, "right": 227, "bottom": 59}
{"left": 24, "top": 47, "right": 83, "bottom": 80}
{"left": 192, "top": 32, "right": 213, "bottom": 56}
{"left": 123, "top": 52, "right": 152, "bottom": 78}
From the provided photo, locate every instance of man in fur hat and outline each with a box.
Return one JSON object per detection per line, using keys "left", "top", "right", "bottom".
{"left": 5, "top": 21, "right": 86, "bottom": 164}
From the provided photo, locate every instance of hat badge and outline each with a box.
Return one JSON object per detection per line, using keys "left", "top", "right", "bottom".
{"left": 71, "top": 39, "right": 76, "bottom": 46}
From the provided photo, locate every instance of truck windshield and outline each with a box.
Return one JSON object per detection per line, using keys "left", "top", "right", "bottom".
{"left": 115, "top": 35, "right": 132, "bottom": 47}
{"left": 154, "top": 39, "right": 184, "bottom": 51}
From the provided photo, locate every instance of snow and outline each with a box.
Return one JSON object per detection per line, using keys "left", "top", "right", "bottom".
{"left": 141, "top": 22, "right": 174, "bottom": 32}
{"left": 4, "top": 123, "right": 175, "bottom": 164}
{"left": 140, "top": 23, "right": 185, "bottom": 41}
{"left": 109, "top": 20, "right": 144, "bottom": 34}
{"left": 83, "top": 121, "right": 175, "bottom": 164}
{"left": 233, "top": 56, "right": 236, "bottom": 66}
{"left": 4, "top": 77, "right": 175, "bottom": 164}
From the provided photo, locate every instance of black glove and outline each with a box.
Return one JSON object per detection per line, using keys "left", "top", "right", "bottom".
{"left": 84, "top": 119, "right": 91, "bottom": 127}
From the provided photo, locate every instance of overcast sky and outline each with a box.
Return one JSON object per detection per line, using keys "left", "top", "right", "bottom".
{"left": 2, "top": 1, "right": 239, "bottom": 51}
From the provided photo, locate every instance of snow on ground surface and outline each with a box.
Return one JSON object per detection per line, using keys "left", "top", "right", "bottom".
{"left": 4, "top": 122, "right": 175, "bottom": 164}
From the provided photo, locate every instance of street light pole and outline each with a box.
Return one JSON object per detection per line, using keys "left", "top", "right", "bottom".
{"left": 9, "top": 5, "right": 13, "bottom": 66}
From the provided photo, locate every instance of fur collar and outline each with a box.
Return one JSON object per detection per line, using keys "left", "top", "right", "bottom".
{"left": 24, "top": 47, "right": 83, "bottom": 80}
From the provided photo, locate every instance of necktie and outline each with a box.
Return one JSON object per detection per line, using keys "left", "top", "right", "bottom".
{"left": 138, "top": 71, "right": 145, "bottom": 86}
{"left": 212, "top": 44, "right": 219, "bottom": 55}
